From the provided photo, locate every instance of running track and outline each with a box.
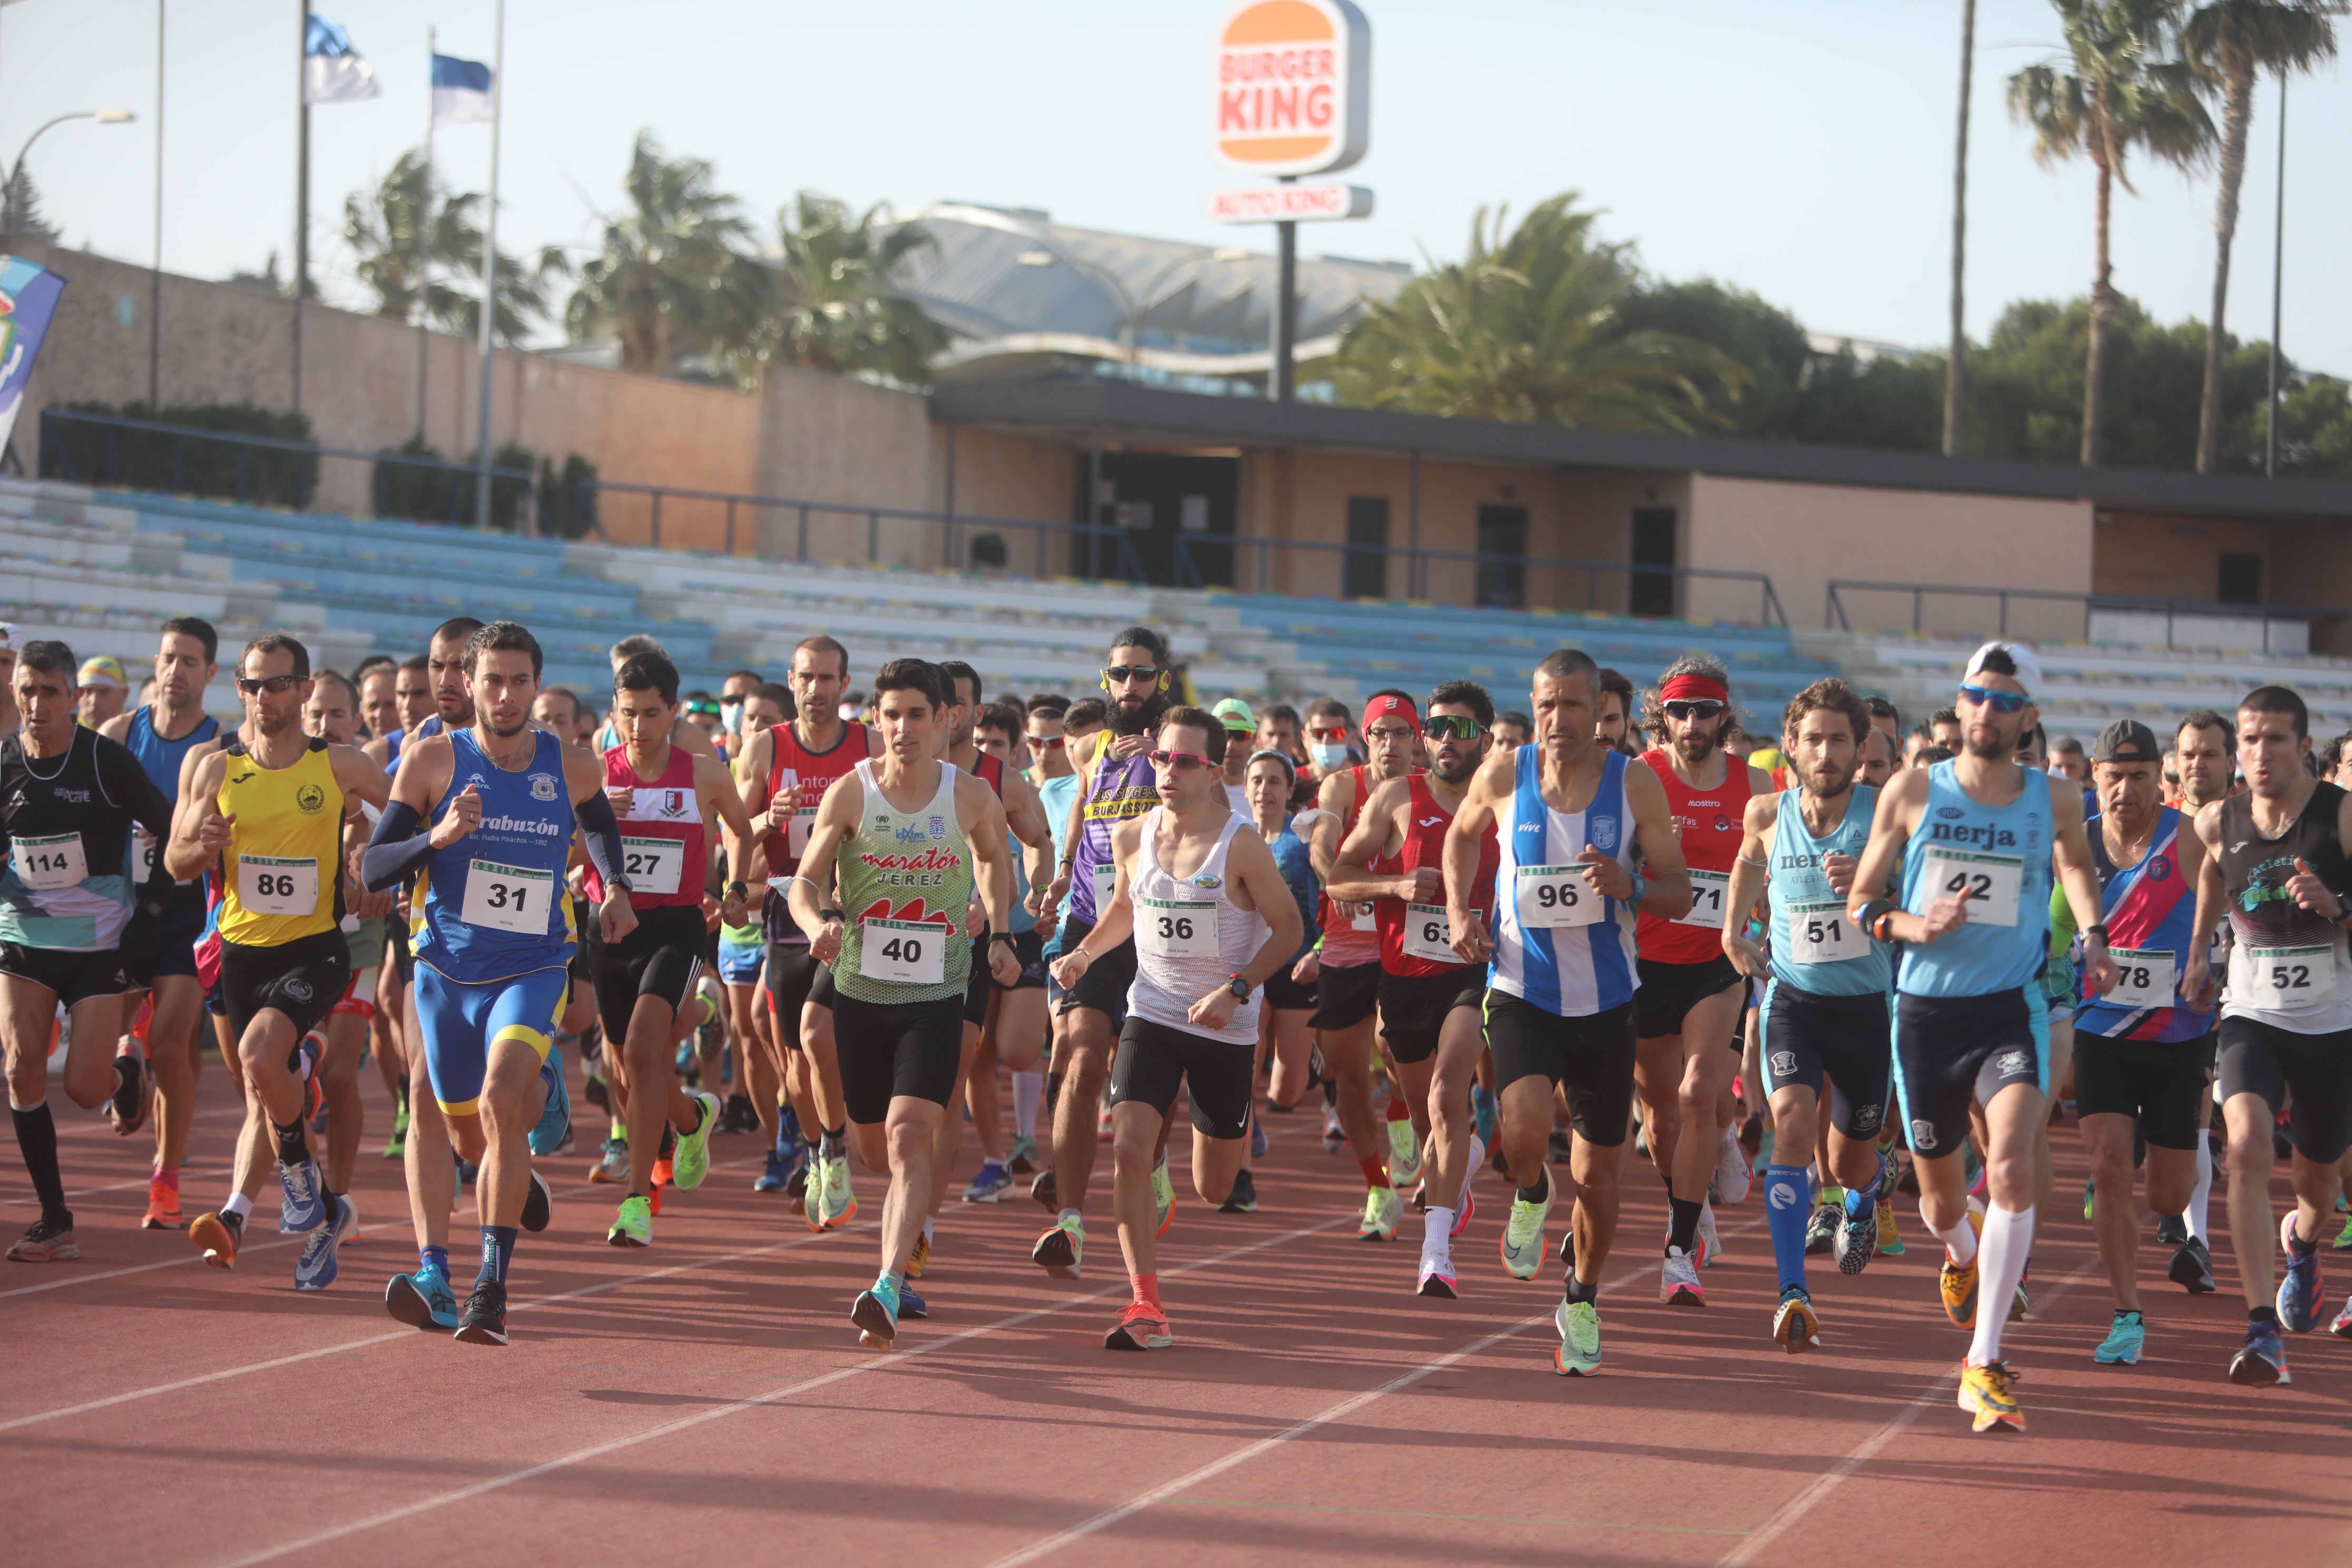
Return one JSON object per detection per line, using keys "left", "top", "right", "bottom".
{"left": 4, "top": 1063, "right": 2349, "bottom": 1567}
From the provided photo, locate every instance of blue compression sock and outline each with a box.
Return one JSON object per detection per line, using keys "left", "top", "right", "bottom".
{"left": 1763, "top": 1165, "right": 1814, "bottom": 1296}
{"left": 420, "top": 1245, "right": 448, "bottom": 1277}
{"left": 478, "top": 1224, "right": 517, "bottom": 1287}
{"left": 1844, "top": 1180, "right": 1877, "bottom": 1219}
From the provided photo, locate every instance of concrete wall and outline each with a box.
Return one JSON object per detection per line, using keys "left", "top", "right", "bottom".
{"left": 2092, "top": 508, "right": 2277, "bottom": 604}
{"left": 1687, "top": 473, "right": 2096, "bottom": 640}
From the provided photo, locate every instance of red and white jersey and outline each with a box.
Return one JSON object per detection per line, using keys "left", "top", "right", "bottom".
{"left": 763, "top": 720, "right": 870, "bottom": 880}
{"left": 1376, "top": 772, "right": 1497, "bottom": 977}
{"left": 1635, "top": 747, "right": 1752, "bottom": 965}
{"left": 587, "top": 744, "right": 707, "bottom": 910}
{"left": 1318, "top": 764, "right": 1385, "bottom": 968}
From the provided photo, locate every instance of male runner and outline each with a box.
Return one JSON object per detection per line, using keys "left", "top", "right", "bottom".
{"left": 1595, "top": 668, "right": 1639, "bottom": 756}
{"left": 1495, "top": 712, "right": 1533, "bottom": 752}
{"left": 2060, "top": 720, "right": 2214, "bottom": 1366}
{"left": 963, "top": 701, "right": 1055, "bottom": 1202}
{"left": 737, "top": 633, "right": 878, "bottom": 1221}
{"left": 1, "top": 641, "right": 174, "bottom": 1261}
{"left": 1845, "top": 642, "right": 2113, "bottom": 1432}
{"left": 1024, "top": 699, "right": 1091, "bottom": 1180}
{"left": 1030, "top": 630, "right": 1179, "bottom": 1277}
{"left": 588, "top": 648, "right": 758, "bottom": 1246}
{"left": 1052, "top": 705, "right": 1300, "bottom": 1349}
{"left": 169, "top": 635, "right": 388, "bottom": 1288}
{"left": 714, "top": 681, "right": 788, "bottom": 1144}
{"left": 594, "top": 636, "right": 718, "bottom": 760}
{"left": 75, "top": 655, "right": 130, "bottom": 731}
{"left": 1633, "top": 655, "right": 1773, "bottom": 1305}
{"left": 1328, "top": 681, "right": 1498, "bottom": 1280}
{"left": 787, "top": 658, "right": 1020, "bottom": 1347}
{"left": 2184, "top": 685, "right": 2352, "bottom": 1385}
{"left": 1723, "top": 678, "right": 1891, "bottom": 1353}
{"left": 359, "top": 662, "right": 401, "bottom": 749}
{"left": 99, "top": 615, "right": 222, "bottom": 1230}
{"left": 2165, "top": 709, "right": 2237, "bottom": 1260}
{"left": 365, "top": 620, "right": 629, "bottom": 1341}
{"left": 1446, "top": 648, "right": 1691, "bottom": 1375}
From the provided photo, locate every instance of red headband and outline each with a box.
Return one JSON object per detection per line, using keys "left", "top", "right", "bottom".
{"left": 1361, "top": 694, "right": 1418, "bottom": 728}
{"left": 1660, "top": 673, "right": 1728, "bottom": 705}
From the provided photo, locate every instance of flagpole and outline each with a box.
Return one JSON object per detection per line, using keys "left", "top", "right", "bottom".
{"left": 416, "top": 24, "right": 434, "bottom": 443}
{"left": 292, "top": 1, "right": 308, "bottom": 417}
{"left": 473, "top": 0, "right": 503, "bottom": 531}
{"left": 148, "top": 0, "right": 164, "bottom": 408}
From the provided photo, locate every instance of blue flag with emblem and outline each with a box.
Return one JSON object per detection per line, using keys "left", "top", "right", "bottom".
{"left": 303, "top": 14, "right": 382, "bottom": 105}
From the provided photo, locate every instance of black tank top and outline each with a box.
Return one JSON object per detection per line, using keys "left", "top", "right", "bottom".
{"left": 2216, "top": 781, "right": 2351, "bottom": 946}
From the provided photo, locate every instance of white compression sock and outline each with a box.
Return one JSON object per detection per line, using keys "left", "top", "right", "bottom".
{"left": 1422, "top": 1207, "right": 1456, "bottom": 1259}
{"left": 2185, "top": 1129, "right": 2214, "bottom": 1243}
{"left": 1927, "top": 1206, "right": 1976, "bottom": 1267}
{"left": 1012, "top": 1071, "right": 1043, "bottom": 1143}
{"left": 1968, "top": 1204, "right": 2035, "bottom": 1366}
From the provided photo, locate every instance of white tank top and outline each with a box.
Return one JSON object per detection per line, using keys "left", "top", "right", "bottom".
{"left": 1126, "top": 806, "right": 1267, "bottom": 1046}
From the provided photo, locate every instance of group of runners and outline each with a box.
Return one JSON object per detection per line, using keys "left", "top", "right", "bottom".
{"left": 4, "top": 609, "right": 2349, "bottom": 1430}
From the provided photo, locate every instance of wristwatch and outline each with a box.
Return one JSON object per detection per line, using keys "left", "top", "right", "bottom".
{"left": 990, "top": 932, "right": 1018, "bottom": 946}
{"left": 726, "top": 880, "right": 748, "bottom": 903}
{"left": 818, "top": 906, "right": 845, "bottom": 924}
{"left": 1226, "top": 973, "right": 1251, "bottom": 1003}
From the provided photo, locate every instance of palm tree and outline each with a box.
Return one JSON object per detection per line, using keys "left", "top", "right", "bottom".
{"left": 2181, "top": 0, "right": 2341, "bottom": 472}
{"left": 711, "top": 193, "right": 949, "bottom": 390}
{"left": 343, "top": 150, "right": 559, "bottom": 344}
{"left": 2010, "top": 0, "right": 2213, "bottom": 465}
{"left": 1327, "top": 194, "right": 1747, "bottom": 432}
{"left": 564, "top": 132, "right": 752, "bottom": 374}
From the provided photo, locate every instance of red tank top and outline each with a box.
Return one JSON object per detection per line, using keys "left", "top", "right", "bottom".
{"left": 969, "top": 750, "right": 1004, "bottom": 797}
{"left": 1319, "top": 763, "right": 1383, "bottom": 966}
{"left": 1635, "top": 747, "right": 1753, "bottom": 965}
{"left": 762, "top": 720, "right": 869, "bottom": 879}
{"left": 1377, "top": 772, "right": 1498, "bottom": 976}
{"left": 587, "top": 743, "right": 706, "bottom": 910}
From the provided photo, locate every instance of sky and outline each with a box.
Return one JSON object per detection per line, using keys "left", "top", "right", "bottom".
{"left": 3, "top": 0, "right": 2346, "bottom": 373}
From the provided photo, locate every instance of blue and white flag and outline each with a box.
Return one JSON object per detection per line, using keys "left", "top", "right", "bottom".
{"left": 0, "top": 256, "right": 67, "bottom": 460}
{"left": 303, "top": 14, "right": 381, "bottom": 105}
{"left": 430, "top": 53, "right": 495, "bottom": 128}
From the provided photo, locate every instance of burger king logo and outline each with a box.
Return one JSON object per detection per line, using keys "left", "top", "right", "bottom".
{"left": 1214, "top": 0, "right": 1370, "bottom": 177}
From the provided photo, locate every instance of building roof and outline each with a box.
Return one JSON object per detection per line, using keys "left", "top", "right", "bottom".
{"left": 928, "top": 378, "right": 2352, "bottom": 523}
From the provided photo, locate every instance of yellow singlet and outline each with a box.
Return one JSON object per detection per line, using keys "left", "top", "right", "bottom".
{"left": 215, "top": 737, "right": 345, "bottom": 947}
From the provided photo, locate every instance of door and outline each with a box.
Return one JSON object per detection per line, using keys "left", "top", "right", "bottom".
{"left": 1075, "top": 452, "right": 1241, "bottom": 587}
{"left": 1344, "top": 496, "right": 1389, "bottom": 600}
{"left": 1631, "top": 506, "right": 1677, "bottom": 617}
{"left": 1476, "top": 504, "right": 1526, "bottom": 609}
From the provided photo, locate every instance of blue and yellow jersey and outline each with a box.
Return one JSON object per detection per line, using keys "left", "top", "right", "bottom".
{"left": 412, "top": 728, "right": 577, "bottom": 983}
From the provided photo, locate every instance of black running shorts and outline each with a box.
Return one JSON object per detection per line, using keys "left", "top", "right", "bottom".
{"left": 218, "top": 928, "right": 351, "bottom": 1042}
{"left": 1483, "top": 991, "right": 1636, "bottom": 1148}
{"left": 592, "top": 903, "right": 706, "bottom": 1041}
{"left": 1759, "top": 981, "right": 1893, "bottom": 1142}
{"left": 1055, "top": 918, "right": 1134, "bottom": 1026}
{"left": 763, "top": 943, "right": 822, "bottom": 1046}
{"left": 831, "top": 993, "right": 965, "bottom": 1125}
{"left": 2072, "top": 1031, "right": 2211, "bottom": 1151}
{"left": 1892, "top": 988, "right": 2045, "bottom": 1162}
{"left": 1308, "top": 959, "right": 1379, "bottom": 1031}
{"left": 1109, "top": 1015, "right": 1255, "bottom": 1140}
{"left": 0, "top": 942, "right": 131, "bottom": 1010}
{"left": 1261, "top": 955, "right": 1317, "bottom": 1013}
{"left": 2218, "top": 1014, "right": 2352, "bottom": 1165}
{"left": 995, "top": 928, "right": 1047, "bottom": 992}
{"left": 1377, "top": 967, "right": 1486, "bottom": 1066}
{"left": 1634, "top": 953, "right": 1742, "bottom": 1040}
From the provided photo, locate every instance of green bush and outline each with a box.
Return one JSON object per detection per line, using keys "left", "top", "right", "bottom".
{"left": 536, "top": 453, "right": 600, "bottom": 540}
{"left": 42, "top": 400, "right": 318, "bottom": 508}
{"left": 371, "top": 436, "right": 538, "bottom": 531}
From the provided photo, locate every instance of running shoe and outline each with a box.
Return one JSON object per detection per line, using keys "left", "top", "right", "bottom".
{"left": 520, "top": 1169, "right": 553, "bottom": 1233}
{"left": 385, "top": 1263, "right": 459, "bottom": 1330}
{"left": 607, "top": 1193, "right": 652, "bottom": 1248}
{"left": 6, "top": 1214, "right": 77, "bottom": 1262}
{"left": 1218, "top": 1169, "right": 1259, "bottom": 1213}
{"left": 2279, "top": 1210, "right": 2327, "bottom": 1332}
{"left": 1152, "top": 1156, "right": 1176, "bottom": 1237}
{"left": 1033, "top": 1214, "right": 1084, "bottom": 1279}
{"left": 1387, "top": 1116, "right": 1422, "bottom": 1187}
{"left": 277, "top": 1157, "right": 327, "bottom": 1234}
{"left": 1941, "top": 1247, "right": 1980, "bottom": 1329}
{"left": 142, "top": 1178, "right": 183, "bottom": 1231}
{"left": 1008, "top": 1134, "right": 1038, "bottom": 1175}
{"left": 1500, "top": 1178, "right": 1554, "bottom": 1280}
{"left": 1097, "top": 1104, "right": 1113, "bottom": 1142}
{"left": 1417, "top": 1243, "right": 1458, "bottom": 1299}
{"left": 962, "top": 1160, "right": 1013, "bottom": 1203}
{"left": 1028, "top": 1167, "right": 1059, "bottom": 1211}
{"left": 1833, "top": 1202, "right": 1878, "bottom": 1276}
{"left": 809, "top": 1154, "right": 856, "bottom": 1231}
{"left": 293, "top": 1194, "right": 357, "bottom": 1292}
{"left": 898, "top": 1282, "right": 928, "bottom": 1320}
{"left": 1957, "top": 1360, "right": 2024, "bottom": 1433}
{"left": 1714, "top": 1126, "right": 1750, "bottom": 1206}
{"left": 1554, "top": 1299, "right": 1602, "bottom": 1377}
{"left": 2169, "top": 1236, "right": 2216, "bottom": 1294}
{"left": 109, "top": 1040, "right": 150, "bottom": 1135}
{"left": 2156, "top": 1212, "right": 2188, "bottom": 1247}
{"left": 2229, "top": 1318, "right": 2290, "bottom": 1385}
{"left": 2082, "top": 1176, "right": 2096, "bottom": 1221}
{"left": 670, "top": 1091, "right": 720, "bottom": 1192}
{"left": 852, "top": 1276, "right": 901, "bottom": 1347}
{"left": 583, "top": 1072, "right": 611, "bottom": 1113}
{"left": 908, "top": 1233, "right": 930, "bottom": 1279}
{"left": 189, "top": 1210, "right": 240, "bottom": 1269}
{"left": 527, "top": 1060, "right": 572, "bottom": 1157}
{"left": 1659, "top": 1246, "right": 1704, "bottom": 1306}
{"left": 1358, "top": 1183, "right": 1402, "bottom": 1242}
{"left": 2334, "top": 1211, "right": 2352, "bottom": 1250}
{"left": 785, "top": 1162, "right": 810, "bottom": 1211}
{"left": 1696, "top": 1200, "right": 1720, "bottom": 1266}
{"left": 2093, "top": 1310, "right": 2145, "bottom": 1366}
{"left": 455, "top": 1279, "right": 509, "bottom": 1346}
{"left": 382, "top": 1100, "right": 409, "bottom": 1159}
{"left": 1875, "top": 1201, "right": 1905, "bottom": 1257}
{"left": 2329, "top": 1297, "right": 2352, "bottom": 1339}
{"left": 1772, "top": 1288, "right": 1821, "bottom": 1355}
{"left": 1321, "top": 1105, "right": 1346, "bottom": 1154}
{"left": 754, "top": 1146, "right": 794, "bottom": 1193}
{"left": 1249, "top": 1111, "right": 1269, "bottom": 1160}
{"left": 587, "top": 1136, "right": 628, "bottom": 1184}
{"left": 1104, "top": 1299, "right": 1173, "bottom": 1351}
{"left": 1805, "top": 1198, "right": 1839, "bottom": 1256}
{"left": 717, "top": 1092, "right": 760, "bottom": 1135}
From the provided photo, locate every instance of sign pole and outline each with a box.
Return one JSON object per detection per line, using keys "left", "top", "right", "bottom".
{"left": 1273, "top": 177, "right": 1296, "bottom": 403}
{"left": 291, "top": 1, "right": 307, "bottom": 416}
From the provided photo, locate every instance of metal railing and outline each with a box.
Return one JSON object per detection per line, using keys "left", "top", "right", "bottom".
{"left": 1173, "top": 533, "right": 1789, "bottom": 626}
{"left": 38, "top": 409, "right": 537, "bottom": 532}
{"left": 1826, "top": 579, "right": 2338, "bottom": 653}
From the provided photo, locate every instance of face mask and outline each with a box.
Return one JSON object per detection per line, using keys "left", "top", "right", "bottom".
{"left": 1309, "top": 741, "right": 1349, "bottom": 772}
{"left": 720, "top": 700, "right": 744, "bottom": 736}
{"left": 838, "top": 701, "right": 860, "bottom": 723}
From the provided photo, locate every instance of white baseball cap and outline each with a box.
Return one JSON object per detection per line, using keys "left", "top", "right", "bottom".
{"left": 1963, "top": 641, "right": 2041, "bottom": 700}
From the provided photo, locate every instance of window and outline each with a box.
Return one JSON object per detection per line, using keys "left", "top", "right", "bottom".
{"left": 2218, "top": 552, "right": 2260, "bottom": 605}
{"left": 1631, "top": 506, "right": 1677, "bottom": 617}
{"left": 1344, "top": 496, "right": 1389, "bottom": 599}
{"left": 1476, "top": 504, "right": 1527, "bottom": 609}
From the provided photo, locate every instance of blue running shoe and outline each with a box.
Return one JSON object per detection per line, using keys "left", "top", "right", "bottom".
{"left": 961, "top": 1160, "right": 1013, "bottom": 1203}
{"left": 777, "top": 1104, "right": 802, "bottom": 1151}
{"left": 527, "top": 1058, "right": 571, "bottom": 1157}
{"left": 277, "top": 1157, "right": 326, "bottom": 1233}
{"left": 2279, "top": 1211, "right": 2327, "bottom": 1332}
{"left": 899, "top": 1282, "right": 928, "bottom": 1320}
{"left": 293, "top": 1194, "right": 355, "bottom": 1291}
{"left": 754, "top": 1146, "right": 792, "bottom": 1192}
{"left": 385, "top": 1263, "right": 460, "bottom": 1330}
{"left": 852, "top": 1276, "right": 900, "bottom": 1347}
{"left": 1249, "top": 1109, "right": 1269, "bottom": 1160}
{"left": 2229, "top": 1318, "right": 2290, "bottom": 1385}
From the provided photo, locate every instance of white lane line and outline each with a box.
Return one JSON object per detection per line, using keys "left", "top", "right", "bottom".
{"left": 982, "top": 1216, "right": 1768, "bottom": 1568}
{"left": 1712, "top": 1251, "right": 2104, "bottom": 1568}
{"left": 206, "top": 1215, "right": 1355, "bottom": 1568}
{"left": 4, "top": 1165, "right": 231, "bottom": 1207}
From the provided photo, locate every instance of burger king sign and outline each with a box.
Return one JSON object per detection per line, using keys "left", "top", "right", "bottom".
{"left": 1213, "top": 0, "right": 1370, "bottom": 177}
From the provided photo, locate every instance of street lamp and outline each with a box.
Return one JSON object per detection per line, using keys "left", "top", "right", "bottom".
{"left": 5, "top": 108, "right": 136, "bottom": 233}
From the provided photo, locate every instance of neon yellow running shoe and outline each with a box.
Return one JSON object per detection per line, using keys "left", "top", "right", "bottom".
{"left": 1151, "top": 1155, "right": 1174, "bottom": 1238}
{"left": 670, "top": 1091, "right": 720, "bottom": 1192}
{"left": 1500, "top": 1173, "right": 1555, "bottom": 1279}
{"left": 1387, "top": 1116, "right": 1422, "bottom": 1186}
{"left": 607, "top": 1193, "right": 652, "bottom": 1248}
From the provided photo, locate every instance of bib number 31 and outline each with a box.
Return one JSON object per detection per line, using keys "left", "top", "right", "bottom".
{"left": 462, "top": 860, "right": 553, "bottom": 934}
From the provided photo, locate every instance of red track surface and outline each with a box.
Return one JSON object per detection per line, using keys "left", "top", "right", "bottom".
{"left": 5, "top": 1060, "right": 2350, "bottom": 1568}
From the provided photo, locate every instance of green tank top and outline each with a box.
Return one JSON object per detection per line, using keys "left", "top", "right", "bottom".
{"left": 832, "top": 758, "right": 974, "bottom": 1005}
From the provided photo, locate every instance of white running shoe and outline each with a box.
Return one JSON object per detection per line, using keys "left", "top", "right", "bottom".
{"left": 1714, "top": 1124, "right": 1751, "bottom": 1206}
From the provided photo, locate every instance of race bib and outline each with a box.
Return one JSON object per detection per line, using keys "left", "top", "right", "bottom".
{"left": 1675, "top": 868, "right": 1731, "bottom": 930}
{"left": 787, "top": 807, "right": 817, "bottom": 858}
{"left": 1087, "top": 858, "right": 1119, "bottom": 910}
{"left": 1922, "top": 848, "right": 2023, "bottom": 929}
{"left": 1787, "top": 899, "right": 1861, "bottom": 965}
{"left": 2104, "top": 946, "right": 2177, "bottom": 1010}
{"left": 237, "top": 854, "right": 317, "bottom": 916}
{"left": 1403, "top": 903, "right": 1467, "bottom": 963}
{"left": 1140, "top": 897, "right": 1217, "bottom": 959}
{"left": 11, "top": 832, "right": 87, "bottom": 891}
{"left": 130, "top": 824, "right": 158, "bottom": 886}
{"left": 2248, "top": 945, "right": 2335, "bottom": 1013}
{"left": 1516, "top": 865, "right": 1600, "bottom": 929}
{"left": 1349, "top": 899, "right": 1376, "bottom": 932}
{"left": 859, "top": 917, "right": 945, "bottom": 986}
{"left": 620, "top": 835, "right": 686, "bottom": 896}
{"left": 462, "top": 859, "right": 554, "bottom": 934}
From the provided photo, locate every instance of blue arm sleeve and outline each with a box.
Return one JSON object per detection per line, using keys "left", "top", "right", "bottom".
{"left": 577, "top": 790, "right": 631, "bottom": 896}
{"left": 360, "top": 798, "right": 434, "bottom": 891}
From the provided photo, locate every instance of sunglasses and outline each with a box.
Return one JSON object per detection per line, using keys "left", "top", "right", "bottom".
{"left": 237, "top": 674, "right": 302, "bottom": 694}
{"left": 1958, "top": 683, "right": 2030, "bottom": 715}
{"left": 1028, "top": 734, "right": 1066, "bottom": 749}
{"left": 1307, "top": 726, "right": 1349, "bottom": 742}
{"left": 682, "top": 698, "right": 721, "bottom": 717}
{"left": 1662, "top": 699, "right": 1726, "bottom": 721}
{"left": 1422, "top": 714, "right": 1485, "bottom": 742}
{"left": 1104, "top": 665, "right": 1162, "bottom": 684}
{"left": 1148, "top": 749, "right": 1210, "bottom": 771}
